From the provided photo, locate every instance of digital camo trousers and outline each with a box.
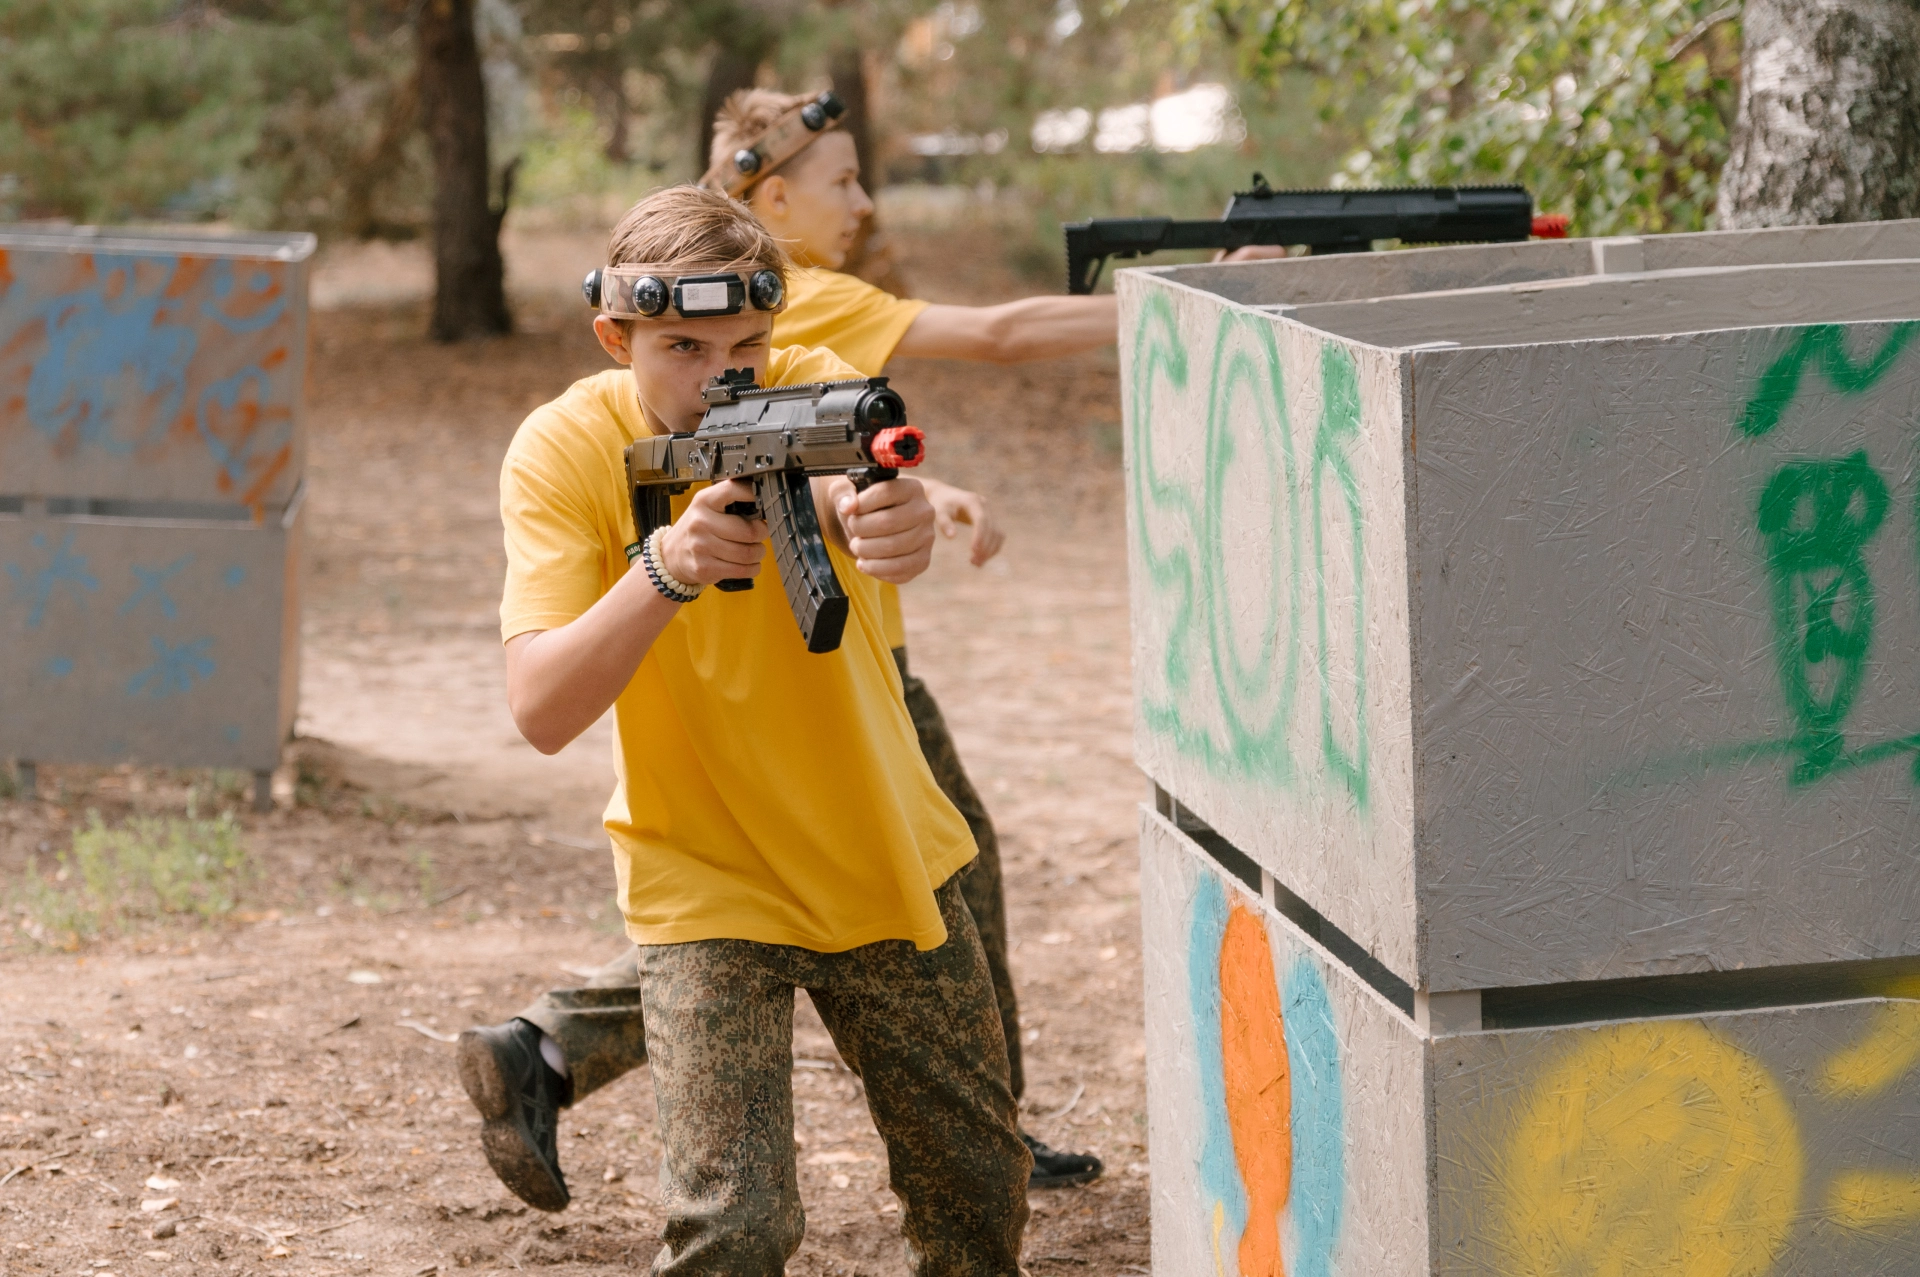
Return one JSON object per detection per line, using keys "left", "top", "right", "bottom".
{"left": 517, "top": 646, "right": 1025, "bottom": 1102}
{"left": 637, "top": 875, "right": 1030, "bottom": 1276}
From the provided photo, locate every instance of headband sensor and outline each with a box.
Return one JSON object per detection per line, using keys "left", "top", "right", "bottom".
{"left": 700, "top": 90, "right": 847, "bottom": 198}
{"left": 584, "top": 267, "right": 787, "bottom": 320}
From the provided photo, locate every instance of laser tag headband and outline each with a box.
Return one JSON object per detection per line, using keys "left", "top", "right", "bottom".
{"left": 699, "top": 91, "right": 847, "bottom": 199}
{"left": 582, "top": 265, "right": 787, "bottom": 320}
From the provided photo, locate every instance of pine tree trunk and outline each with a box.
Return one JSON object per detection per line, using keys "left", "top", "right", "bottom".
{"left": 1718, "top": 0, "right": 1920, "bottom": 227}
{"left": 418, "top": 0, "right": 511, "bottom": 341}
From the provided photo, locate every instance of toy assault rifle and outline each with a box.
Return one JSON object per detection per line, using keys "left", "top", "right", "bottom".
{"left": 624, "top": 369, "right": 925, "bottom": 654}
{"left": 1062, "top": 177, "right": 1568, "bottom": 294}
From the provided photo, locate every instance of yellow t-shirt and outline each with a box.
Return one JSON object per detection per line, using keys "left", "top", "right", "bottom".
{"left": 771, "top": 266, "right": 932, "bottom": 650}
{"left": 497, "top": 352, "right": 975, "bottom": 952}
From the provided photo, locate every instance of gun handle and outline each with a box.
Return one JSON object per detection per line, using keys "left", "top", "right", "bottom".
{"left": 848, "top": 466, "right": 898, "bottom": 492}
{"left": 715, "top": 496, "right": 761, "bottom": 593}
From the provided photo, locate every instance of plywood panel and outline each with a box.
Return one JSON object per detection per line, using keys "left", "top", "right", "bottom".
{"left": 0, "top": 228, "right": 313, "bottom": 507}
{"left": 0, "top": 507, "right": 301, "bottom": 771}
{"left": 1121, "top": 269, "right": 1420, "bottom": 983}
{"left": 1433, "top": 996, "right": 1920, "bottom": 1275}
{"left": 1290, "top": 258, "right": 1920, "bottom": 351}
{"left": 1139, "top": 217, "right": 1920, "bottom": 309}
{"left": 1142, "top": 807, "right": 1429, "bottom": 1277}
{"left": 1411, "top": 325, "right": 1920, "bottom": 988}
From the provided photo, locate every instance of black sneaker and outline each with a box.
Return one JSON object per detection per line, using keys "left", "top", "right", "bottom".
{"left": 1022, "top": 1129, "right": 1103, "bottom": 1189}
{"left": 458, "top": 1018, "right": 572, "bottom": 1212}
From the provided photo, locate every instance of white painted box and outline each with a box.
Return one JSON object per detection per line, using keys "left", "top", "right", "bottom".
{"left": 1123, "top": 249, "right": 1920, "bottom": 992}
{"left": 1143, "top": 807, "right": 1920, "bottom": 1277}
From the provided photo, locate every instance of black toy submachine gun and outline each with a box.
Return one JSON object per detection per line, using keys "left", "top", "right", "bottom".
{"left": 624, "top": 368, "right": 925, "bottom": 654}
{"left": 1062, "top": 176, "right": 1570, "bottom": 293}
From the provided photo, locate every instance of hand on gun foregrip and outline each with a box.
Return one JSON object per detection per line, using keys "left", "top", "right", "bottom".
{"left": 661, "top": 479, "right": 768, "bottom": 586}
{"left": 833, "top": 476, "right": 936, "bottom": 584}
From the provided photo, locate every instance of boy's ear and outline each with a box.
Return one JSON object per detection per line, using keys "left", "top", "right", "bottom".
{"left": 593, "top": 314, "right": 634, "bottom": 365}
{"left": 753, "top": 175, "right": 790, "bottom": 224}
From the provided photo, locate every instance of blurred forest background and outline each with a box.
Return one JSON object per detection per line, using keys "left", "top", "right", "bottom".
{"left": 2, "top": 0, "right": 1911, "bottom": 331}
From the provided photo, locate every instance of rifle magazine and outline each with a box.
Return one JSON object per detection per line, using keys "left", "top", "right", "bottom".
{"left": 764, "top": 469, "right": 849, "bottom": 654}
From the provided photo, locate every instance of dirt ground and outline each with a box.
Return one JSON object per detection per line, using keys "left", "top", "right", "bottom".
{"left": 0, "top": 226, "right": 1148, "bottom": 1274}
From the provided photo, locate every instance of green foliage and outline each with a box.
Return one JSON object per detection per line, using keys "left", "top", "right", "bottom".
{"left": 1189, "top": 0, "right": 1742, "bottom": 234}
{"left": 0, "top": 0, "right": 426, "bottom": 233}
{"left": 9, "top": 805, "right": 252, "bottom": 947}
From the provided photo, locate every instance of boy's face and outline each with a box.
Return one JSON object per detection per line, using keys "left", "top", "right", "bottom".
{"left": 748, "top": 133, "right": 873, "bottom": 270}
{"left": 593, "top": 309, "right": 773, "bottom": 433}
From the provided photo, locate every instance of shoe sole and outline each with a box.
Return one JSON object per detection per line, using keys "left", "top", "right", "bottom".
{"left": 458, "top": 1029, "right": 570, "bottom": 1213}
{"left": 457, "top": 1030, "right": 511, "bottom": 1121}
{"left": 1030, "top": 1168, "right": 1103, "bottom": 1189}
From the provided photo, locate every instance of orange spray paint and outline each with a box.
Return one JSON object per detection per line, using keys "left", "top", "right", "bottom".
{"left": 1220, "top": 901, "right": 1291, "bottom": 1277}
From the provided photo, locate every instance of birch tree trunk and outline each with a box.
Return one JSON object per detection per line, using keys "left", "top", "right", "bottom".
{"left": 1718, "top": 0, "right": 1920, "bottom": 227}
{"left": 418, "top": 0, "right": 512, "bottom": 341}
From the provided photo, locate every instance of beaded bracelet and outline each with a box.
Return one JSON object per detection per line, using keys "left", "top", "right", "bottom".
{"left": 641, "top": 528, "right": 702, "bottom": 605}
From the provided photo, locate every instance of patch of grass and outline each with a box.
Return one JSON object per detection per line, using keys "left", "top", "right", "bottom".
{"left": 9, "top": 803, "right": 252, "bottom": 947}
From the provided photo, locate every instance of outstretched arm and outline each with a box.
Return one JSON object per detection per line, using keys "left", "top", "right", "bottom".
{"left": 893, "top": 294, "right": 1118, "bottom": 364}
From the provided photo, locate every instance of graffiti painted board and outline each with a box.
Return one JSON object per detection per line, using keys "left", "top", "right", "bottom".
{"left": 1144, "top": 808, "right": 1920, "bottom": 1276}
{"left": 1122, "top": 253, "right": 1920, "bottom": 993}
{"left": 0, "top": 506, "right": 302, "bottom": 772}
{"left": 0, "top": 226, "right": 314, "bottom": 510}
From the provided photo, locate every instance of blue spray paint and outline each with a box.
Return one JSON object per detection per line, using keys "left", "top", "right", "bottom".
{"left": 195, "top": 364, "right": 276, "bottom": 488}
{"left": 1188, "top": 873, "right": 1249, "bottom": 1245}
{"left": 6, "top": 531, "right": 100, "bottom": 626}
{"left": 25, "top": 256, "right": 197, "bottom": 455}
{"left": 223, "top": 563, "right": 247, "bottom": 588}
{"left": 1283, "top": 956, "right": 1345, "bottom": 1277}
{"left": 126, "top": 636, "right": 215, "bottom": 698}
{"left": 46, "top": 656, "right": 74, "bottom": 677}
{"left": 120, "top": 555, "right": 192, "bottom": 619}
{"left": 200, "top": 260, "right": 287, "bottom": 334}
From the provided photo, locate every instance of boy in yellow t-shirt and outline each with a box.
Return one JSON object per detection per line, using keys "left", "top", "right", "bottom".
{"left": 469, "top": 91, "right": 1114, "bottom": 1206}
{"left": 460, "top": 184, "right": 1028, "bottom": 1271}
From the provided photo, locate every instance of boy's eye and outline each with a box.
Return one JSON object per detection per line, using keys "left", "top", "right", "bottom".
{"left": 671, "top": 340, "right": 699, "bottom": 353}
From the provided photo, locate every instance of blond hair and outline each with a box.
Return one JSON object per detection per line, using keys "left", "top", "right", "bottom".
{"left": 606, "top": 185, "right": 788, "bottom": 285}
{"left": 708, "top": 88, "right": 816, "bottom": 172}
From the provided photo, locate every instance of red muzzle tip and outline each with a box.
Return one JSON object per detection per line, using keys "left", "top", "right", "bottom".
{"left": 872, "top": 425, "right": 925, "bottom": 468}
{"left": 1531, "top": 214, "right": 1571, "bottom": 239}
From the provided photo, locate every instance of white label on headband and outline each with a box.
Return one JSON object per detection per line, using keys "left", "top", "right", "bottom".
{"left": 677, "top": 281, "right": 731, "bottom": 313}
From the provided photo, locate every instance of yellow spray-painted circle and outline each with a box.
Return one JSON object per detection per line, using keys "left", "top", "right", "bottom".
{"left": 1501, "top": 1020, "right": 1801, "bottom": 1277}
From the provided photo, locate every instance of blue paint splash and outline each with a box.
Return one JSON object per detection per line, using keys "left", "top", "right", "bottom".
{"left": 1187, "top": 873, "right": 1248, "bottom": 1243}
{"left": 200, "top": 260, "right": 286, "bottom": 334}
{"left": 1283, "top": 956, "right": 1344, "bottom": 1277}
{"left": 120, "top": 555, "right": 192, "bottom": 619}
{"left": 222, "top": 563, "right": 247, "bottom": 588}
{"left": 195, "top": 363, "right": 275, "bottom": 487}
{"left": 25, "top": 256, "right": 197, "bottom": 455}
{"left": 6, "top": 532, "right": 100, "bottom": 626}
{"left": 46, "top": 656, "right": 74, "bottom": 677}
{"left": 126, "top": 636, "right": 215, "bottom": 698}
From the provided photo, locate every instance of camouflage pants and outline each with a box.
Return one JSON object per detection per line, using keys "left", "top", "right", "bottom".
{"left": 518, "top": 646, "right": 1025, "bottom": 1101}
{"left": 638, "top": 874, "right": 1029, "bottom": 1276}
